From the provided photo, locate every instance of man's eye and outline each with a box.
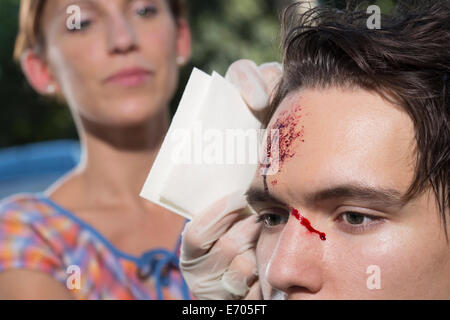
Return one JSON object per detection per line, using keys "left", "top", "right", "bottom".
{"left": 338, "top": 211, "right": 383, "bottom": 233}
{"left": 343, "top": 212, "right": 367, "bottom": 225}
{"left": 256, "top": 212, "right": 288, "bottom": 228}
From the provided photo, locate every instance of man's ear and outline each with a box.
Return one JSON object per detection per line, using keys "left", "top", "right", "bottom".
{"left": 175, "top": 18, "right": 192, "bottom": 65}
{"left": 20, "top": 50, "right": 59, "bottom": 95}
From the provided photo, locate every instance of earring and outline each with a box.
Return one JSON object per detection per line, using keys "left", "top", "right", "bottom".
{"left": 47, "top": 84, "right": 56, "bottom": 94}
{"left": 176, "top": 56, "right": 186, "bottom": 66}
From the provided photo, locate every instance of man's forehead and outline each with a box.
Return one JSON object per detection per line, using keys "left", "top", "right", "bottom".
{"left": 258, "top": 87, "right": 416, "bottom": 207}
{"left": 270, "top": 87, "right": 404, "bottom": 122}
{"left": 267, "top": 87, "right": 415, "bottom": 148}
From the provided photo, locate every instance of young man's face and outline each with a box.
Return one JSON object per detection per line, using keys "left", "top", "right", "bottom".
{"left": 247, "top": 87, "right": 450, "bottom": 299}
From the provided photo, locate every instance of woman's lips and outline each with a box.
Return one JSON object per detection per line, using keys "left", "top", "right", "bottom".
{"left": 104, "top": 67, "right": 152, "bottom": 87}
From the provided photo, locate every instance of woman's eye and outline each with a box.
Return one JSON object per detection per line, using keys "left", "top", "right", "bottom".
{"left": 68, "top": 19, "right": 91, "bottom": 32}
{"left": 136, "top": 5, "right": 158, "bottom": 17}
{"left": 256, "top": 212, "right": 288, "bottom": 228}
{"left": 80, "top": 20, "right": 92, "bottom": 29}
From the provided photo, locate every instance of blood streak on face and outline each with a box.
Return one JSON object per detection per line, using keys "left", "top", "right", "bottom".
{"left": 261, "top": 102, "right": 305, "bottom": 192}
{"left": 291, "top": 207, "right": 326, "bottom": 241}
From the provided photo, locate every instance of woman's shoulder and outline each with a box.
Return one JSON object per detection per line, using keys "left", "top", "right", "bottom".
{"left": 0, "top": 193, "right": 59, "bottom": 224}
{"left": 0, "top": 192, "right": 79, "bottom": 255}
{"left": 0, "top": 193, "right": 68, "bottom": 281}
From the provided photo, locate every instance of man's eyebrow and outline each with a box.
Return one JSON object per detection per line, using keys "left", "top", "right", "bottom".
{"left": 245, "top": 184, "right": 407, "bottom": 209}
{"left": 306, "top": 184, "right": 406, "bottom": 208}
{"left": 245, "top": 188, "right": 288, "bottom": 207}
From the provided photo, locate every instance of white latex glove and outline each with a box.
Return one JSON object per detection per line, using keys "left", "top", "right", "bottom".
{"left": 179, "top": 60, "right": 282, "bottom": 300}
{"left": 225, "top": 59, "right": 282, "bottom": 116}
{"left": 180, "top": 192, "right": 261, "bottom": 300}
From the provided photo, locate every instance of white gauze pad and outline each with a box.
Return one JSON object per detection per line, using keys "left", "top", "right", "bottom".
{"left": 139, "top": 68, "right": 262, "bottom": 220}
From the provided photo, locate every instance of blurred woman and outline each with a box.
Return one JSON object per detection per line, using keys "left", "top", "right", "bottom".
{"left": 0, "top": 0, "right": 191, "bottom": 299}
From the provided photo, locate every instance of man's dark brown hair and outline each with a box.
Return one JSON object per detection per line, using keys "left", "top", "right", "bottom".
{"left": 265, "top": 1, "right": 450, "bottom": 236}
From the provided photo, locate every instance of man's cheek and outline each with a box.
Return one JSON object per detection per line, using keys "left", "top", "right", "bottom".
{"left": 339, "top": 236, "right": 400, "bottom": 295}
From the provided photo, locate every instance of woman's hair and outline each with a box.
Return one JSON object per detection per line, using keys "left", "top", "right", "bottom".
{"left": 13, "top": 0, "right": 186, "bottom": 61}
{"left": 266, "top": 1, "right": 450, "bottom": 236}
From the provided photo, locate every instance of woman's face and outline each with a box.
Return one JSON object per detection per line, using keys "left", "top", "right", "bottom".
{"left": 248, "top": 87, "right": 450, "bottom": 299}
{"left": 39, "top": 0, "right": 190, "bottom": 126}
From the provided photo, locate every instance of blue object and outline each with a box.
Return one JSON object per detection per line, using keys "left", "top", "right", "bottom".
{"left": 0, "top": 140, "right": 81, "bottom": 198}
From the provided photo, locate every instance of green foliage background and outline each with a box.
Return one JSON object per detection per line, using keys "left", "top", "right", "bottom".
{"left": 0, "top": 0, "right": 395, "bottom": 148}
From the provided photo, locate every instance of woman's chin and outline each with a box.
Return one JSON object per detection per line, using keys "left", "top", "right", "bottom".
{"left": 99, "top": 100, "right": 168, "bottom": 127}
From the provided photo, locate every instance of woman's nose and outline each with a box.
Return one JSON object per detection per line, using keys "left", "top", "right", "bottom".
{"left": 265, "top": 214, "right": 324, "bottom": 296}
{"left": 107, "top": 16, "right": 138, "bottom": 54}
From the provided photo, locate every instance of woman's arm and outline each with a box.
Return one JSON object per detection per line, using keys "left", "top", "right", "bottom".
{"left": 0, "top": 269, "right": 73, "bottom": 299}
{"left": 0, "top": 197, "right": 73, "bottom": 300}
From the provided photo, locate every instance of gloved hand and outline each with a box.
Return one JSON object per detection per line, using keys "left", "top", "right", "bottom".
{"left": 225, "top": 59, "right": 282, "bottom": 119}
{"left": 180, "top": 192, "right": 261, "bottom": 299}
{"left": 179, "top": 60, "right": 282, "bottom": 300}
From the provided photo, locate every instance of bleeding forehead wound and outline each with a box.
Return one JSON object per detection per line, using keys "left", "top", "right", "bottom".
{"left": 260, "top": 100, "right": 305, "bottom": 192}
{"left": 262, "top": 100, "right": 305, "bottom": 174}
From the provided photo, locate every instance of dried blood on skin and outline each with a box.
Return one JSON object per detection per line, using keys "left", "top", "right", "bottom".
{"left": 291, "top": 207, "right": 326, "bottom": 241}
{"left": 271, "top": 106, "right": 304, "bottom": 167}
{"left": 261, "top": 102, "right": 305, "bottom": 191}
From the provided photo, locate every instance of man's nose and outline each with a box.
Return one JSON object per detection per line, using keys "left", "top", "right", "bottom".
{"left": 265, "top": 213, "right": 324, "bottom": 296}
{"left": 107, "top": 15, "right": 138, "bottom": 54}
